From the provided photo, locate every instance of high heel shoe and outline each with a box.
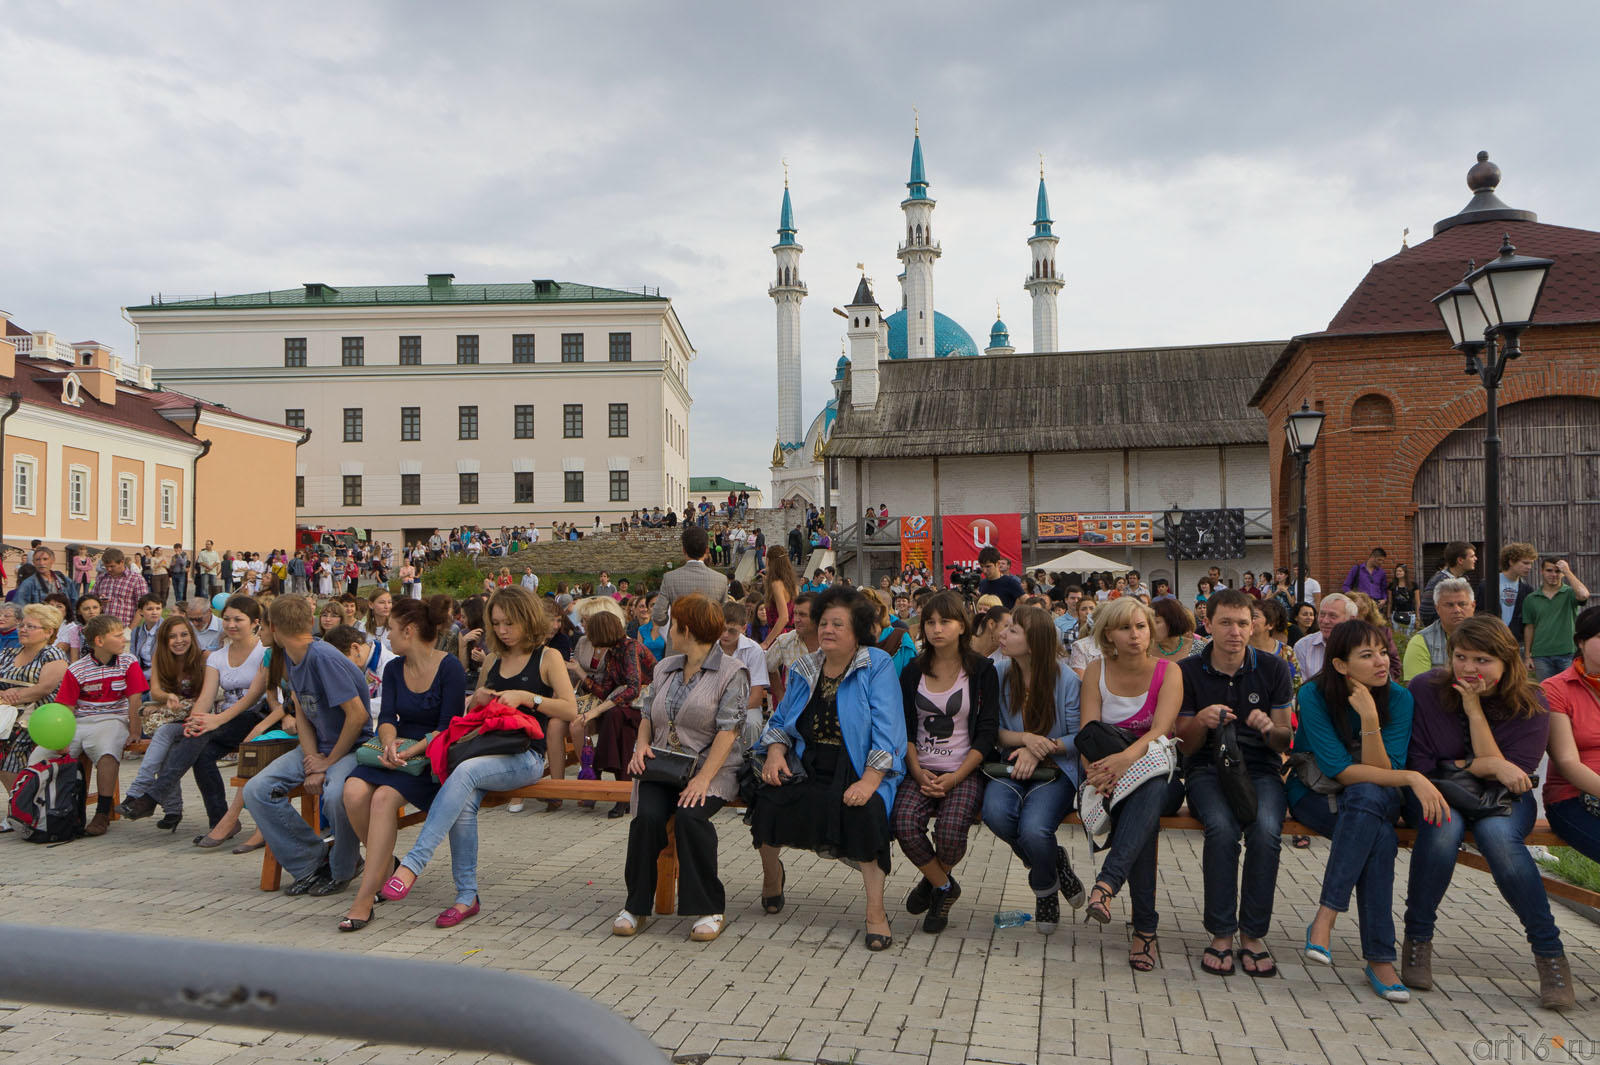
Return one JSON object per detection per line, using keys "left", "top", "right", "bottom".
{"left": 156, "top": 813, "right": 182, "bottom": 833}
{"left": 192, "top": 824, "right": 242, "bottom": 849}
{"left": 1084, "top": 883, "right": 1112, "bottom": 925}
{"left": 1364, "top": 965, "right": 1410, "bottom": 1003}
{"left": 761, "top": 862, "right": 786, "bottom": 915}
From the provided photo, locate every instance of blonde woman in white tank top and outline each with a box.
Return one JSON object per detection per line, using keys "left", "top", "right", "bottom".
{"left": 1077, "top": 597, "right": 1183, "bottom": 972}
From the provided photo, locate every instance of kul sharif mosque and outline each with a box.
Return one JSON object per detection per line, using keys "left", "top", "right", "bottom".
{"left": 769, "top": 124, "right": 1065, "bottom": 509}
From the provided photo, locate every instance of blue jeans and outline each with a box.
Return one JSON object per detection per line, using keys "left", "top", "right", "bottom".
{"left": 1403, "top": 790, "right": 1563, "bottom": 957}
{"left": 242, "top": 748, "right": 359, "bottom": 882}
{"left": 1095, "top": 776, "right": 1168, "bottom": 933}
{"left": 1533, "top": 656, "right": 1571, "bottom": 682}
{"left": 981, "top": 772, "right": 1075, "bottom": 896}
{"left": 1546, "top": 796, "right": 1600, "bottom": 865}
{"left": 127, "top": 722, "right": 185, "bottom": 814}
{"left": 1291, "top": 782, "right": 1402, "bottom": 963}
{"left": 1186, "top": 767, "right": 1287, "bottom": 939}
{"left": 172, "top": 572, "right": 188, "bottom": 603}
{"left": 401, "top": 750, "right": 544, "bottom": 906}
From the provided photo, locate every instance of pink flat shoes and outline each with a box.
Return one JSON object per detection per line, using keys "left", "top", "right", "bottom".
{"left": 435, "top": 898, "right": 480, "bottom": 928}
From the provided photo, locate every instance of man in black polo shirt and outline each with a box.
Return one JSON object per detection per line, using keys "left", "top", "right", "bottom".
{"left": 976, "top": 546, "right": 1023, "bottom": 608}
{"left": 1174, "top": 589, "right": 1294, "bottom": 977}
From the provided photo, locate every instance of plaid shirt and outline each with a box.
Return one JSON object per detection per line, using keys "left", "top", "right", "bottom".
{"left": 92, "top": 570, "right": 150, "bottom": 625}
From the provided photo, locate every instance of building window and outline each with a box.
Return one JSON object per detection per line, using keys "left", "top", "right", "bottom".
{"left": 118, "top": 474, "right": 137, "bottom": 524}
{"left": 401, "top": 406, "right": 421, "bottom": 441}
{"left": 515, "top": 471, "right": 534, "bottom": 503}
{"left": 399, "top": 336, "right": 421, "bottom": 365}
{"left": 343, "top": 408, "right": 363, "bottom": 442}
{"left": 513, "top": 404, "right": 535, "bottom": 439}
{"left": 401, "top": 473, "right": 420, "bottom": 505}
{"left": 564, "top": 471, "right": 583, "bottom": 502}
{"left": 512, "top": 334, "right": 536, "bottom": 363}
{"left": 609, "top": 332, "right": 632, "bottom": 362}
{"left": 68, "top": 467, "right": 90, "bottom": 518}
{"left": 160, "top": 481, "right": 177, "bottom": 528}
{"left": 284, "top": 408, "right": 305, "bottom": 429}
{"left": 609, "top": 470, "right": 629, "bottom": 501}
{"left": 284, "top": 337, "right": 307, "bottom": 367}
{"left": 459, "top": 472, "right": 478, "bottom": 505}
{"left": 12, "top": 457, "right": 34, "bottom": 513}
{"left": 563, "top": 404, "right": 582, "bottom": 438}
{"left": 561, "top": 333, "right": 584, "bottom": 362}
{"left": 342, "top": 475, "right": 362, "bottom": 506}
{"left": 458, "top": 405, "right": 478, "bottom": 440}
{"left": 456, "top": 335, "right": 479, "bottom": 364}
{"left": 608, "top": 403, "right": 629, "bottom": 437}
{"left": 341, "top": 337, "right": 364, "bottom": 366}
{"left": 296, "top": 476, "right": 305, "bottom": 508}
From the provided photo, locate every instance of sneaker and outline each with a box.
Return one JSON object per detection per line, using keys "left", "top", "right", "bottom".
{"left": 284, "top": 864, "right": 332, "bottom": 897}
{"left": 923, "top": 876, "right": 962, "bottom": 934}
{"left": 904, "top": 876, "right": 934, "bottom": 915}
{"left": 507, "top": 800, "right": 525, "bottom": 813}
{"left": 1034, "top": 892, "right": 1060, "bottom": 935}
{"left": 1056, "top": 846, "right": 1086, "bottom": 909}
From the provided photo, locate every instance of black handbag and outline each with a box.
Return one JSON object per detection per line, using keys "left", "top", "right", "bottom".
{"left": 1426, "top": 763, "right": 1535, "bottom": 822}
{"left": 1214, "top": 721, "right": 1258, "bottom": 827}
{"left": 445, "top": 728, "right": 532, "bottom": 774}
{"left": 1075, "top": 719, "right": 1135, "bottom": 763}
{"left": 638, "top": 747, "right": 696, "bottom": 788}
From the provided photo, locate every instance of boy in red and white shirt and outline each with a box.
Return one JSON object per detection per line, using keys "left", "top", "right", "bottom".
{"left": 34, "top": 614, "right": 148, "bottom": 835}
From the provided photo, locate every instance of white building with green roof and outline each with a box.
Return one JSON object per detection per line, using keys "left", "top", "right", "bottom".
{"left": 127, "top": 274, "right": 694, "bottom": 549}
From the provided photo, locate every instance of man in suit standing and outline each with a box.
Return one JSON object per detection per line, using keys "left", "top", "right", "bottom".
{"left": 1479, "top": 542, "right": 1536, "bottom": 645}
{"left": 652, "top": 526, "right": 729, "bottom": 627}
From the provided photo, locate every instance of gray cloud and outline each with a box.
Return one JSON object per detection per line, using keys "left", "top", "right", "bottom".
{"left": 3, "top": 1, "right": 1596, "bottom": 493}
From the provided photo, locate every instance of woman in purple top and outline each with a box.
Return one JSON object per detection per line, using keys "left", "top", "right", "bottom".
{"left": 1402, "top": 616, "right": 1573, "bottom": 1010}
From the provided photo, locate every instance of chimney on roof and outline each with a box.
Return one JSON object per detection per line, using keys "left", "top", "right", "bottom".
{"left": 1434, "top": 151, "right": 1539, "bottom": 236}
{"left": 72, "top": 341, "right": 117, "bottom": 406}
{"left": 427, "top": 273, "right": 455, "bottom": 289}
{"left": 0, "top": 310, "right": 12, "bottom": 379}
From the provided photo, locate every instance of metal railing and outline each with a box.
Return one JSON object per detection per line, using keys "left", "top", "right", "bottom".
{"left": 0, "top": 924, "right": 666, "bottom": 1065}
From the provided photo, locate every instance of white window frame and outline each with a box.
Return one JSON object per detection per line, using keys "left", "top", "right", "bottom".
{"left": 68, "top": 465, "right": 91, "bottom": 518}
{"left": 118, "top": 473, "right": 137, "bottom": 525}
{"left": 159, "top": 480, "right": 177, "bottom": 528}
{"left": 12, "top": 455, "right": 36, "bottom": 514}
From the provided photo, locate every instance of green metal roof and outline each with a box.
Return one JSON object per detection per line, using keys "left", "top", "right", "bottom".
{"left": 689, "top": 477, "right": 759, "bottom": 493}
{"left": 129, "top": 280, "right": 667, "bottom": 312}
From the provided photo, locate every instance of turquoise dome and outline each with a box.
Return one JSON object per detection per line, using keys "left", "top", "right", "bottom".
{"left": 989, "top": 318, "right": 1010, "bottom": 347}
{"left": 885, "top": 309, "right": 981, "bottom": 359}
{"left": 833, "top": 354, "right": 849, "bottom": 379}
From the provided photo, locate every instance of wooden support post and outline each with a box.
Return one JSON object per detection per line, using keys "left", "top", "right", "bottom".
{"left": 654, "top": 818, "right": 678, "bottom": 915}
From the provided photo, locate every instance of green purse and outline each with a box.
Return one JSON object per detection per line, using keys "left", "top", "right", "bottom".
{"left": 355, "top": 732, "right": 435, "bottom": 777}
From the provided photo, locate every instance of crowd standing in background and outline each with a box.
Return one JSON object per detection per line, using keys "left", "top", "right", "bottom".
{"left": 1, "top": 527, "right": 1595, "bottom": 1011}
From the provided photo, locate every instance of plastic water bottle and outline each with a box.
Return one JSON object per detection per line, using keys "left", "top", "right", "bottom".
{"left": 993, "top": 910, "right": 1033, "bottom": 929}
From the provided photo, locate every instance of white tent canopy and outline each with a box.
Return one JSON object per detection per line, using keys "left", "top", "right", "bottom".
{"left": 1030, "top": 549, "right": 1135, "bottom": 574}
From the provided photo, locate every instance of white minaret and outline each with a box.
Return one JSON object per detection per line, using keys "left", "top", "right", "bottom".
{"left": 770, "top": 172, "right": 806, "bottom": 447}
{"left": 1024, "top": 162, "right": 1064, "bottom": 353}
{"left": 897, "top": 120, "right": 940, "bottom": 358}
{"left": 847, "top": 274, "right": 882, "bottom": 409}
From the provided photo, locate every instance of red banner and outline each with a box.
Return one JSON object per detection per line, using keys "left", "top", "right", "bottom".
{"left": 899, "top": 515, "right": 932, "bottom": 570}
{"left": 941, "top": 514, "right": 1023, "bottom": 568}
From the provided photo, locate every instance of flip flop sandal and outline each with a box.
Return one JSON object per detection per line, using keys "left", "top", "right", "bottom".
{"left": 1237, "top": 947, "right": 1277, "bottom": 978}
{"left": 1201, "top": 946, "right": 1235, "bottom": 975}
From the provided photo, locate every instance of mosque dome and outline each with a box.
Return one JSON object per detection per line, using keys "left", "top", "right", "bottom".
{"left": 834, "top": 354, "right": 850, "bottom": 379}
{"left": 884, "top": 309, "right": 982, "bottom": 359}
{"left": 989, "top": 317, "right": 1010, "bottom": 348}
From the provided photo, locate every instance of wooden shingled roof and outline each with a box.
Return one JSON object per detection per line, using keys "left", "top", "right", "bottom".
{"left": 825, "top": 341, "right": 1285, "bottom": 459}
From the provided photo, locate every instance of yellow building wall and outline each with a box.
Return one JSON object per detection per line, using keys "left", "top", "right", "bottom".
{"left": 155, "top": 462, "right": 186, "bottom": 545}
{"left": 5, "top": 433, "right": 47, "bottom": 541}
{"left": 197, "top": 422, "right": 296, "bottom": 554}
{"left": 60, "top": 445, "right": 99, "bottom": 540}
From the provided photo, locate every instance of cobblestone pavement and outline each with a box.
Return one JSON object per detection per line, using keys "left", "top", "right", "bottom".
{"left": 1, "top": 762, "right": 1597, "bottom": 1064}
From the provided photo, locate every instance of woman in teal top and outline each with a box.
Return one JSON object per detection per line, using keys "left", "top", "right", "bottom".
{"left": 1289, "top": 619, "right": 1447, "bottom": 1004}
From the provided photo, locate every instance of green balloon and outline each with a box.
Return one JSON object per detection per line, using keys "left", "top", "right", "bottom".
{"left": 27, "top": 703, "right": 76, "bottom": 751}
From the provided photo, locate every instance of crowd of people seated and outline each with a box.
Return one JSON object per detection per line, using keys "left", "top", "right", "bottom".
{"left": 2, "top": 528, "right": 1596, "bottom": 1011}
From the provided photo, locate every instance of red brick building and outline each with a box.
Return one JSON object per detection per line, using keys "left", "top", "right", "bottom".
{"left": 1252, "top": 154, "right": 1600, "bottom": 590}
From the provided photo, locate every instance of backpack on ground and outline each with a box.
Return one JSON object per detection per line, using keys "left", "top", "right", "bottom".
{"left": 9, "top": 755, "right": 86, "bottom": 843}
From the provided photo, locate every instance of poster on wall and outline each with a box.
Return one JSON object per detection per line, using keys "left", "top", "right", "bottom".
{"left": 1036, "top": 511, "right": 1155, "bottom": 545}
{"left": 899, "top": 516, "right": 932, "bottom": 570}
{"left": 941, "top": 514, "right": 1023, "bottom": 567}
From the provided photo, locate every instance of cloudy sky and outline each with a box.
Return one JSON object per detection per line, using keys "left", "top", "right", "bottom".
{"left": 3, "top": 2, "right": 1595, "bottom": 493}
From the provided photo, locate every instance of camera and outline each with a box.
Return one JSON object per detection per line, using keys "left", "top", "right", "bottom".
{"left": 946, "top": 562, "right": 981, "bottom": 595}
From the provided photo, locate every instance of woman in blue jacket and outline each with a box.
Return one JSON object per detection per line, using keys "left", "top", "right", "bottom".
{"left": 753, "top": 586, "right": 908, "bottom": 950}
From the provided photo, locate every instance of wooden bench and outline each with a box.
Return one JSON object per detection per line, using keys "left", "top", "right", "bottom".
{"left": 234, "top": 777, "right": 1600, "bottom": 914}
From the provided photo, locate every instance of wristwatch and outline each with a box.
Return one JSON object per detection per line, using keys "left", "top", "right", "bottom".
{"left": 531, "top": 693, "right": 543, "bottom": 708}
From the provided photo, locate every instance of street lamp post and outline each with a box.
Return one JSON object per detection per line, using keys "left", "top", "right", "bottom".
{"left": 1431, "top": 234, "right": 1552, "bottom": 584}
{"left": 1285, "top": 401, "right": 1325, "bottom": 607}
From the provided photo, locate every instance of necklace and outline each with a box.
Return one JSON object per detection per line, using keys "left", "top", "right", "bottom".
{"left": 1155, "top": 637, "right": 1186, "bottom": 658}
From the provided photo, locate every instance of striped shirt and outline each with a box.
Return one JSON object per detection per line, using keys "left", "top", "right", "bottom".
{"left": 57, "top": 652, "right": 149, "bottom": 719}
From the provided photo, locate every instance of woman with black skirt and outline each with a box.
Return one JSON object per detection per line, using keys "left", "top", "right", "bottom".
{"left": 751, "top": 586, "right": 908, "bottom": 950}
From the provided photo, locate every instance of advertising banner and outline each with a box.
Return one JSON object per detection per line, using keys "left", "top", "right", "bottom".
{"left": 899, "top": 515, "right": 932, "bottom": 570}
{"left": 1036, "top": 511, "right": 1155, "bottom": 545}
{"left": 941, "top": 514, "right": 1023, "bottom": 567}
